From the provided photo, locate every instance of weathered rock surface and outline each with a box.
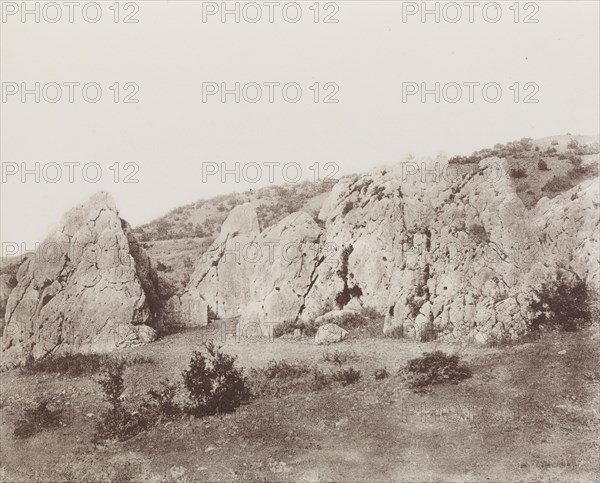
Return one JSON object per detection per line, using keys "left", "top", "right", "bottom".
{"left": 1, "top": 192, "right": 161, "bottom": 364}
{"left": 176, "top": 156, "right": 599, "bottom": 343}
{"left": 315, "top": 323, "right": 348, "bottom": 345}
{"left": 173, "top": 205, "right": 324, "bottom": 333}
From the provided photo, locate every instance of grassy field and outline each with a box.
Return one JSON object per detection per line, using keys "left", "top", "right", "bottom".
{"left": 1, "top": 323, "right": 599, "bottom": 482}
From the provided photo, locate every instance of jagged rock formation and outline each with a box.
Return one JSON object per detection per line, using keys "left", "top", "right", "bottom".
{"left": 176, "top": 157, "right": 599, "bottom": 343}
{"left": 1, "top": 192, "right": 161, "bottom": 364}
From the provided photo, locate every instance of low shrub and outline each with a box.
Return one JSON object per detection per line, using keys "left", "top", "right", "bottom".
{"left": 342, "top": 201, "right": 354, "bottom": 216}
{"left": 468, "top": 223, "right": 488, "bottom": 243}
{"left": 13, "top": 399, "right": 65, "bottom": 439}
{"left": 538, "top": 159, "right": 550, "bottom": 171}
{"left": 332, "top": 367, "right": 361, "bottom": 386}
{"left": 182, "top": 341, "right": 248, "bottom": 417}
{"left": 248, "top": 361, "right": 332, "bottom": 397}
{"left": 94, "top": 361, "right": 149, "bottom": 442}
{"left": 531, "top": 274, "right": 591, "bottom": 332}
{"left": 21, "top": 353, "right": 153, "bottom": 377}
{"left": 273, "top": 318, "right": 318, "bottom": 338}
{"left": 541, "top": 176, "right": 574, "bottom": 193}
{"left": 374, "top": 368, "right": 389, "bottom": 380}
{"left": 140, "top": 380, "right": 182, "bottom": 420}
{"left": 386, "top": 326, "right": 405, "bottom": 339}
{"left": 262, "top": 360, "right": 313, "bottom": 379}
{"left": 322, "top": 350, "right": 359, "bottom": 366}
{"left": 509, "top": 167, "right": 528, "bottom": 179}
{"left": 207, "top": 305, "right": 218, "bottom": 323}
{"left": 401, "top": 351, "right": 472, "bottom": 392}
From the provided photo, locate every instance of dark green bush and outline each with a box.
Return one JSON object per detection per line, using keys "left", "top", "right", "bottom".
{"left": 531, "top": 274, "right": 591, "bottom": 332}
{"left": 182, "top": 341, "right": 248, "bottom": 416}
{"left": 94, "top": 361, "right": 149, "bottom": 442}
{"left": 332, "top": 367, "right": 361, "bottom": 386}
{"left": 538, "top": 159, "right": 549, "bottom": 171}
{"left": 509, "top": 167, "right": 528, "bottom": 178}
{"left": 322, "top": 350, "right": 359, "bottom": 366}
{"left": 262, "top": 360, "right": 313, "bottom": 379}
{"left": 141, "top": 380, "right": 181, "bottom": 420}
{"left": 468, "top": 223, "right": 488, "bottom": 243}
{"left": 401, "top": 351, "right": 472, "bottom": 392}
{"left": 374, "top": 368, "right": 389, "bottom": 380}
{"left": 342, "top": 201, "right": 354, "bottom": 216}
{"left": 541, "top": 175, "right": 574, "bottom": 193}
{"left": 248, "top": 361, "right": 332, "bottom": 397}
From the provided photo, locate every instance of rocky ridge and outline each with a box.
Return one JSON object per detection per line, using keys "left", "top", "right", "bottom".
{"left": 174, "top": 157, "right": 599, "bottom": 343}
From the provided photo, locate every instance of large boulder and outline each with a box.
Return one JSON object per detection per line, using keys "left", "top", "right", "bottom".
{"left": 1, "top": 192, "right": 161, "bottom": 364}
{"left": 315, "top": 323, "right": 348, "bottom": 345}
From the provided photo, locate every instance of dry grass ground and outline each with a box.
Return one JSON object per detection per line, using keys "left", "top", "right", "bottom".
{"left": 1, "top": 324, "right": 598, "bottom": 482}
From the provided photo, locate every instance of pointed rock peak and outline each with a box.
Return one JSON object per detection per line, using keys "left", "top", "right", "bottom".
{"left": 58, "top": 191, "right": 119, "bottom": 236}
{"left": 2, "top": 191, "right": 159, "bottom": 364}
{"left": 78, "top": 191, "right": 118, "bottom": 212}
{"left": 220, "top": 203, "right": 260, "bottom": 237}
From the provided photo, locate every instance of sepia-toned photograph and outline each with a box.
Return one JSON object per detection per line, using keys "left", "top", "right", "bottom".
{"left": 1, "top": 1, "right": 599, "bottom": 481}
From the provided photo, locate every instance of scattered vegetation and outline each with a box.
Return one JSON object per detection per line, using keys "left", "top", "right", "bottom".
{"left": 273, "top": 307, "right": 384, "bottom": 339}
{"left": 537, "top": 159, "right": 549, "bottom": 171}
{"left": 531, "top": 274, "right": 591, "bottom": 332}
{"left": 134, "top": 181, "right": 334, "bottom": 241}
{"left": 261, "top": 359, "right": 313, "bottom": 379}
{"left": 386, "top": 326, "right": 405, "bottom": 339}
{"left": 541, "top": 175, "right": 574, "bottom": 193}
{"left": 332, "top": 367, "right": 361, "bottom": 386}
{"left": 13, "top": 399, "right": 65, "bottom": 440}
{"left": 248, "top": 360, "right": 330, "bottom": 397}
{"left": 93, "top": 343, "right": 248, "bottom": 442}
{"left": 94, "top": 360, "right": 148, "bottom": 442}
{"left": 400, "top": 351, "right": 472, "bottom": 392}
{"left": 342, "top": 201, "right": 354, "bottom": 216}
{"left": 374, "top": 368, "right": 389, "bottom": 380}
{"left": 182, "top": 341, "right": 248, "bottom": 417}
{"left": 272, "top": 318, "right": 318, "bottom": 338}
{"left": 140, "top": 380, "right": 182, "bottom": 420}
{"left": 207, "top": 305, "right": 218, "bottom": 323}
{"left": 21, "top": 353, "right": 153, "bottom": 377}
{"left": 322, "top": 350, "right": 359, "bottom": 366}
{"left": 334, "top": 245, "right": 363, "bottom": 308}
{"left": 448, "top": 137, "right": 536, "bottom": 164}
{"left": 509, "top": 167, "right": 528, "bottom": 178}
{"left": 468, "top": 222, "right": 488, "bottom": 243}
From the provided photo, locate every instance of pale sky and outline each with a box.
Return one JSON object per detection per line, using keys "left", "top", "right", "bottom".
{"left": 1, "top": 0, "right": 599, "bottom": 253}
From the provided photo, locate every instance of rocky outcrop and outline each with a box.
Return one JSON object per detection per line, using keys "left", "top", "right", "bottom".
{"left": 1, "top": 192, "right": 161, "bottom": 364}
{"left": 534, "top": 178, "right": 600, "bottom": 288}
{"left": 168, "top": 205, "right": 323, "bottom": 333}
{"left": 176, "top": 157, "right": 599, "bottom": 343}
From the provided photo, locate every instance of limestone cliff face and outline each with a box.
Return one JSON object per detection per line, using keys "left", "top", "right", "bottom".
{"left": 2, "top": 192, "right": 160, "bottom": 363}
{"left": 177, "top": 157, "right": 599, "bottom": 343}
{"left": 534, "top": 178, "right": 600, "bottom": 287}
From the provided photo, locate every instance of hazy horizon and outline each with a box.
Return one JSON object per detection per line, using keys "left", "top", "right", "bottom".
{"left": 2, "top": 1, "right": 599, "bottom": 251}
